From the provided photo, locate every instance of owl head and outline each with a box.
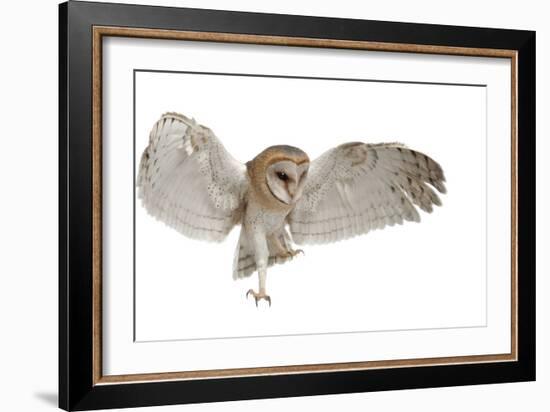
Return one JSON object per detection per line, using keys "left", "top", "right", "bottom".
{"left": 248, "top": 145, "right": 310, "bottom": 208}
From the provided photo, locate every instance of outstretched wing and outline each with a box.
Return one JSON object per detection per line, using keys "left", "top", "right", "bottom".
{"left": 137, "top": 112, "right": 247, "bottom": 242}
{"left": 289, "top": 142, "right": 446, "bottom": 245}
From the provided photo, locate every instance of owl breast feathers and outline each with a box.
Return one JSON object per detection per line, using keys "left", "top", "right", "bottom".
{"left": 137, "top": 112, "right": 446, "bottom": 304}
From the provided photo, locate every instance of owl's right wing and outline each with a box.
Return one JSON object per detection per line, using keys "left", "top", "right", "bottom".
{"left": 137, "top": 112, "right": 248, "bottom": 242}
{"left": 289, "top": 142, "right": 446, "bottom": 245}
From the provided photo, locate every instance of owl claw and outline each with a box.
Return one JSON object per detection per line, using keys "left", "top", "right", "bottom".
{"left": 285, "top": 249, "right": 304, "bottom": 258}
{"left": 246, "top": 289, "right": 271, "bottom": 307}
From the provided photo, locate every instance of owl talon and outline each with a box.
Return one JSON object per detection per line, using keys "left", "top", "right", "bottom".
{"left": 285, "top": 249, "right": 304, "bottom": 258}
{"left": 246, "top": 289, "right": 271, "bottom": 307}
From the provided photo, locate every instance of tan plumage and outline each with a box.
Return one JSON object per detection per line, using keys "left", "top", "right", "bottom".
{"left": 246, "top": 145, "right": 309, "bottom": 212}
{"left": 137, "top": 112, "right": 446, "bottom": 306}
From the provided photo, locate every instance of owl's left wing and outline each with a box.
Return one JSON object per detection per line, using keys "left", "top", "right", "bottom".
{"left": 289, "top": 142, "right": 446, "bottom": 245}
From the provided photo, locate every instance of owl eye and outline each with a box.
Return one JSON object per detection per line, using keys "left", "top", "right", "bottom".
{"left": 276, "top": 171, "right": 289, "bottom": 181}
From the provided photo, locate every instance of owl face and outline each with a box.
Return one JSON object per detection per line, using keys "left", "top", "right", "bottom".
{"left": 266, "top": 160, "right": 309, "bottom": 205}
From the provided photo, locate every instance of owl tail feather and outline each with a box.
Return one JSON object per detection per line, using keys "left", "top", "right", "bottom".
{"left": 232, "top": 227, "right": 298, "bottom": 280}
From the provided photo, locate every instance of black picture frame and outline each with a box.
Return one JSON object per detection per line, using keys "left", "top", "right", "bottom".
{"left": 59, "top": 1, "right": 535, "bottom": 410}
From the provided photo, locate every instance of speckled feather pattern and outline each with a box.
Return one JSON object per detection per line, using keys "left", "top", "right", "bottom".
{"left": 289, "top": 142, "right": 446, "bottom": 245}
{"left": 137, "top": 112, "right": 247, "bottom": 242}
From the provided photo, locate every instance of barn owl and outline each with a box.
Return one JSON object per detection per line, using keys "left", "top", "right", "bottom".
{"left": 137, "top": 112, "right": 446, "bottom": 306}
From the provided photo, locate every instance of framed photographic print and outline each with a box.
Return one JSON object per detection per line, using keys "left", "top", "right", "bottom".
{"left": 59, "top": 1, "right": 535, "bottom": 410}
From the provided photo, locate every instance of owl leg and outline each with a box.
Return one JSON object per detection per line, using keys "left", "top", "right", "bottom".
{"left": 246, "top": 233, "right": 271, "bottom": 307}
{"left": 246, "top": 266, "right": 270, "bottom": 307}
{"left": 280, "top": 229, "right": 305, "bottom": 257}
{"left": 270, "top": 231, "right": 304, "bottom": 259}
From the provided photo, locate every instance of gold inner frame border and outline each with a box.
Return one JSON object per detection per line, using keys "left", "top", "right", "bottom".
{"left": 91, "top": 26, "right": 518, "bottom": 385}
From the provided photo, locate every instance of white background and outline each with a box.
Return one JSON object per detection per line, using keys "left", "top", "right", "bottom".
{"left": 134, "top": 71, "right": 488, "bottom": 341}
{"left": 0, "top": 0, "right": 546, "bottom": 411}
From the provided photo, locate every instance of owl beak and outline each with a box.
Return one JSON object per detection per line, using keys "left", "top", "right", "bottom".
{"left": 287, "top": 182, "right": 297, "bottom": 201}
{"left": 289, "top": 189, "right": 304, "bottom": 205}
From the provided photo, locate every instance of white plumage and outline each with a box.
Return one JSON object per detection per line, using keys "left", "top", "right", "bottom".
{"left": 137, "top": 113, "right": 446, "bottom": 306}
{"left": 289, "top": 142, "right": 446, "bottom": 244}
{"left": 137, "top": 112, "right": 247, "bottom": 242}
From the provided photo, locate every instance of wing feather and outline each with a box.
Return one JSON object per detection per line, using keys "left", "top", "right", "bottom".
{"left": 137, "top": 113, "right": 247, "bottom": 242}
{"left": 289, "top": 142, "right": 445, "bottom": 245}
